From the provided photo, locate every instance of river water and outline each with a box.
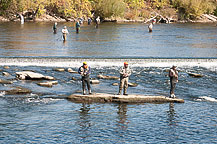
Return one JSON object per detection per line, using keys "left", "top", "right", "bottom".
{"left": 0, "top": 22, "right": 217, "bottom": 143}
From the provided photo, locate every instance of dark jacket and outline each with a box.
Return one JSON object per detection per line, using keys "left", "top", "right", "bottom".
{"left": 78, "top": 66, "right": 91, "bottom": 79}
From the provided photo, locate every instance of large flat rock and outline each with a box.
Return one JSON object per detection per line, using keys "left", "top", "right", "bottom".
{"left": 67, "top": 93, "right": 184, "bottom": 103}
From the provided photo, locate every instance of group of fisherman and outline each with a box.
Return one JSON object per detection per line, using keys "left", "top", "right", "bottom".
{"left": 78, "top": 62, "right": 178, "bottom": 98}
{"left": 53, "top": 16, "right": 101, "bottom": 41}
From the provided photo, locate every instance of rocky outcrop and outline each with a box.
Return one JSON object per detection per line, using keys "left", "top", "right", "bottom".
{"left": 112, "top": 83, "right": 119, "bottom": 86}
{"left": 16, "top": 71, "right": 55, "bottom": 80}
{"left": 67, "top": 93, "right": 185, "bottom": 103}
{"left": 97, "top": 74, "right": 119, "bottom": 80}
{"left": 37, "top": 81, "right": 58, "bottom": 87}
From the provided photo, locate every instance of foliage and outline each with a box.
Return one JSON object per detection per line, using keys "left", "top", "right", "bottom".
{"left": 92, "top": 0, "right": 126, "bottom": 18}
{"left": 0, "top": 0, "right": 217, "bottom": 20}
{"left": 172, "top": 0, "right": 216, "bottom": 19}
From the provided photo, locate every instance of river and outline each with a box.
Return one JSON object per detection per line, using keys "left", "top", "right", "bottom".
{"left": 0, "top": 22, "right": 217, "bottom": 143}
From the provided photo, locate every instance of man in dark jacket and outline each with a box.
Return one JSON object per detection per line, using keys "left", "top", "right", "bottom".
{"left": 169, "top": 65, "right": 178, "bottom": 98}
{"left": 78, "top": 62, "right": 92, "bottom": 95}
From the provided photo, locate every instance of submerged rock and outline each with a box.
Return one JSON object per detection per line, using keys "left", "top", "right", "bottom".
{"left": 4, "top": 66, "right": 10, "bottom": 69}
{"left": 2, "top": 72, "right": 10, "bottom": 77}
{"left": 90, "top": 80, "right": 100, "bottom": 84}
{"left": 53, "top": 68, "right": 65, "bottom": 72}
{"left": 37, "top": 81, "right": 58, "bottom": 87}
{"left": 0, "top": 79, "right": 13, "bottom": 84}
{"left": 128, "top": 82, "right": 138, "bottom": 87}
{"left": 68, "top": 68, "right": 78, "bottom": 73}
{"left": 97, "top": 74, "right": 119, "bottom": 80}
{"left": 71, "top": 77, "right": 77, "bottom": 81}
{"left": 188, "top": 72, "right": 203, "bottom": 78}
{"left": 4, "top": 87, "right": 32, "bottom": 95}
{"left": 112, "top": 83, "right": 119, "bottom": 86}
{"left": 16, "top": 71, "right": 55, "bottom": 80}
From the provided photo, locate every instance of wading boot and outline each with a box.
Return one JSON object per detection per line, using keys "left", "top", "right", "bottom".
{"left": 83, "top": 90, "right": 86, "bottom": 95}
{"left": 89, "top": 89, "right": 92, "bottom": 95}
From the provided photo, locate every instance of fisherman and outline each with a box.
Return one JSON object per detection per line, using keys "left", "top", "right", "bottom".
{"left": 148, "top": 23, "right": 153, "bottom": 32}
{"left": 169, "top": 65, "right": 178, "bottom": 98}
{"left": 95, "top": 16, "right": 100, "bottom": 28}
{"left": 88, "top": 17, "right": 92, "bottom": 25}
{"left": 118, "top": 62, "right": 131, "bottom": 95}
{"left": 62, "top": 26, "right": 69, "bottom": 41}
{"left": 78, "top": 62, "right": 92, "bottom": 95}
{"left": 76, "top": 20, "right": 80, "bottom": 34}
{"left": 148, "top": 19, "right": 155, "bottom": 32}
{"left": 53, "top": 22, "right": 57, "bottom": 34}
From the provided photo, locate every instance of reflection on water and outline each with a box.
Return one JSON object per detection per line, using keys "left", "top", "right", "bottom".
{"left": 116, "top": 104, "right": 128, "bottom": 131}
{"left": 0, "top": 22, "right": 216, "bottom": 57}
{"left": 77, "top": 104, "right": 91, "bottom": 140}
{"left": 167, "top": 103, "right": 177, "bottom": 126}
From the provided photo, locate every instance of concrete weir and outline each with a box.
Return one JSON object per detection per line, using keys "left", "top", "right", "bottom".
{"left": 67, "top": 93, "right": 185, "bottom": 103}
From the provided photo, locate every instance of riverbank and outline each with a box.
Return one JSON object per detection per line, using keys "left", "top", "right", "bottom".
{"left": 1, "top": 13, "right": 217, "bottom": 23}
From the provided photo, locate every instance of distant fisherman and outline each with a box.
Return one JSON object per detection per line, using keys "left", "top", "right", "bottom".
{"left": 118, "top": 62, "right": 131, "bottom": 95}
{"left": 53, "top": 22, "right": 57, "bottom": 34}
{"left": 76, "top": 20, "right": 80, "bottom": 34}
{"left": 148, "top": 19, "right": 155, "bottom": 32}
{"left": 169, "top": 65, "right": 178, "bottom": 98}
{"left": 88, "top": 17, "right": 92, "bottom": 25}
{"left": 62, "top": 26, "right": 69, "bottom": 41}
{"left": 95, "top": 16, "right": 100, "bottom": 28}
{"left": 78, "top": 62, "right": 92, "bottom": 95}
{"left": 148, "top": 23, "right": 153, "bottom": 32}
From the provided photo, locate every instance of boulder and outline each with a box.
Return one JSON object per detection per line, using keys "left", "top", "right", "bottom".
{"left": 188, "top": 72, "right": 203, "bottom": 78}
{"left": 4, "top": 87, "right": 31, "bottom": 95}
{"left": 68, "top": 68, "right": 78, "bottom": 73}
{"left": 15, "top": 71, "right": 54, "bottom": 80}
{"left": 90, "top": 80, "right": 100, "bottom": 84}
{"left": 53, "top": 68, "right": 65, "bottom": 72}
{"left": 2, "top": 72, "right": 10, "bottom": 77}
{"left": 37, "top": 81, "right": 58, "bottom": 87}
{"left": 97, "top": 74, "right": 119, "bottom": 80}
{"left": 128, "top": 82, "right": 138, "bottom": 87}
{"left": 0, "top": 79, "right": 13, "bottom": 84}
{"left": 112, "top": 83, "right": 119, "bottom": 86}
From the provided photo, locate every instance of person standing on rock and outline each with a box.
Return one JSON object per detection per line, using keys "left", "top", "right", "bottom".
{"left": 118, "top": 62, "right": 131, "bottom": 95}
{"left": 169, "top": 65, "right": 178, "bottom": 98}
{"left": 62, "top": 26, "right": 69, "bottom": 41}
{"left": 78, "top": 62, "right": 92, "bottom": 95}
{"left": 76, "top": 20, "right": 80, "bottom": 33}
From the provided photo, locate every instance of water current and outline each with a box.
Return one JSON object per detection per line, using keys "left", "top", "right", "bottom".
{"left": 0, "top": 22, "right": 217, "bottom": 143}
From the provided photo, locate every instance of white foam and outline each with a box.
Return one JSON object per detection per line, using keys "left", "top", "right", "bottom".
{"left": 0, "top": 91, "right": 5, "bottom": 97}
{"left": 0, "top": 58, "right": 217, "bottom": 69}
{"left": 197, "top": 96, "right": 217, "bottom": 102}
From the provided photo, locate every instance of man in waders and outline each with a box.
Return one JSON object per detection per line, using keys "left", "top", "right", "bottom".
{"left": 53, "top": 22, "right": 57, "bottom": 34}
{"left": 62, "top": 26, "right": 69, "bottom": 41}
{"left": 78, "top": 62, "right": 92, "bottom": 95}
{"left": 95, "top": 16, "right": 100, "bottom": 28}
{"left": 76, "top": 20, "right": 80, "bottom": 33}
{"left": 169, "top": 65, "right": 178, "bottom": 98}
{"left": 118, "top": 62, "right": 131, "bottom": 95}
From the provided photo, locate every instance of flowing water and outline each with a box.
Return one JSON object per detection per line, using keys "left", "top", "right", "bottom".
{"left": 0, "top": 22, "right": 217, "bottom": 143}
